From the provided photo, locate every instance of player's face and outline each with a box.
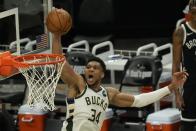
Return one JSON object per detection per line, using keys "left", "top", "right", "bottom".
{"left": 84, "top": 61, "right": 104, "bottom": 86}
{"left": 189, "top": 7, "right": 196, "bottom": 22}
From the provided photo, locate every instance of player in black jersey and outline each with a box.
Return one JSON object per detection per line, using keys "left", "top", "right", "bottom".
{"left": 173, "top": 0, "right": 196, "bottom": 130}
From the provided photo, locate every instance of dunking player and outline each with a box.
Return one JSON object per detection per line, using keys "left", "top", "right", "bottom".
{"left": 173, "top": 0, "right": 196, "bottom": 130}
{"left": 51, "top": 9, "right": 188, "bottom": 131}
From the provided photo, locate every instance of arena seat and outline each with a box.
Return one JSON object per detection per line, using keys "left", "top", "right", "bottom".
{"left": 66, "top": 40, "right": 90, "bottom": 52}
{"left": 66, "top": 51, "right": 94, "bottom": 74}
{"left": 111, "top": 55, "right": 163, "bottom": 127}
{"left": 92, "top": 41, "right": 114, "bottom": 61}
{"left": 136, "top": 43, "right": 157, "bottom": 56}
{"left": 152, "top": 43, "right": 172, "bottom": 67}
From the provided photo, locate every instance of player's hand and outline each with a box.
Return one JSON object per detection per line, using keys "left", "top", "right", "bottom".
{"left": 55, "top": 8, "right": 67, "bottom": 14}
{"left": 171, "top": 71, "right": 188, "bottom": 89}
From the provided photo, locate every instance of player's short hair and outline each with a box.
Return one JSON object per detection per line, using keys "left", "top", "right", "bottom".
{"left": 189, "top": 0, "right": 196, "bottom": 10}
{"left": 86, "top": 57, "right": 106, "bottom": 73}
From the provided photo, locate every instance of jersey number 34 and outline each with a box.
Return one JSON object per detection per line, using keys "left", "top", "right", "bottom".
{"left": 88, "top": 109, "right": 101, "bottom": 124}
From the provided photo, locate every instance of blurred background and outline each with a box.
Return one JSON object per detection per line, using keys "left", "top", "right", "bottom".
{"left": 0, "top": 0, "right": 188, "bottom": 51}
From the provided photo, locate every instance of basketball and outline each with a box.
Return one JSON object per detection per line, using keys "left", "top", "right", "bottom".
{"left": 46, "top": 8, "right": 72, "bottom": 33}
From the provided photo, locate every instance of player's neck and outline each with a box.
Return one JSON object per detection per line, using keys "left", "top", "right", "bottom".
{"left": 89, "top": 81, "right": 102, "bottom": 92}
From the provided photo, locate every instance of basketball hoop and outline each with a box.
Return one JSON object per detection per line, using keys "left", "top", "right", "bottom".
{"left": 0, "top": 51, "right": 66, "bottom": 111}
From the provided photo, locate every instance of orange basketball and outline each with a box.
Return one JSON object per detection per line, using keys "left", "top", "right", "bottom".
{"left": 46, "top": 8, "right": 72, "bottom": 33}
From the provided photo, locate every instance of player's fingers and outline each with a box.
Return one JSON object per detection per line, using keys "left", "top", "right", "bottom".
{"left": 182, "top": 71, "right": 189, "bottom": 77}
{"left": 175, "top": 71, "right": 188, "bottom": 77}
{"left": 176, "top": 72, "right": 188, "bottom": 81}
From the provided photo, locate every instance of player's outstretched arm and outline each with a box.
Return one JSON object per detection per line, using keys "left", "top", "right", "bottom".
{"left": 52, "top": 33, "right": 84, "bottom": 89}
{"left": 46, "top": 8, "right": 85, "bottom": 92}
{"left": 107, "top": 71, "right": 188, "bottom": 108}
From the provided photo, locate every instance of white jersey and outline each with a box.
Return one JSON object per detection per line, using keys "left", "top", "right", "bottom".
{"left": 61, "top": 85, "right": 109, "bottom": 131}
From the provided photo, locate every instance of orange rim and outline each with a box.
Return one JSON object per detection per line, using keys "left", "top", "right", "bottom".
{"left": 13, "top": 53, "right": 65, "bottom": 68}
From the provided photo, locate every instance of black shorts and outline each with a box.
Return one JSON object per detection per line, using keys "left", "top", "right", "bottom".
{"left": 182, "top": 84, "right": 196, "bottom": 119}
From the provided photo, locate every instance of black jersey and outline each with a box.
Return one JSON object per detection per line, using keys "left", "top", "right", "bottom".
{"left": 181, "top": 22, "right": 196, "bottom": 86}
{"left": 181, "top": 22, "right": 196, "bottom": 120}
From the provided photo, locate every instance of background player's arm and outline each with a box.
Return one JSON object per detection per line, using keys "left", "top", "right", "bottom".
{"left": 52, "top": 33, "right": 85, "bottom": 90}
{"left": 172, "top": 26, "right": 185, "bottom": 109}
{"left": 172, "top": 27, "right": 183, "bottom": 79}
{"left": 107, "top": 71, "right": 187, "bottom": 108}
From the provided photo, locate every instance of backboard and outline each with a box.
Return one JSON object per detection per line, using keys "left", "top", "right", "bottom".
{"left": 0, "top": 8, "right": 20, "bottom": 55}
{"left": 0, "top": 0, "right": 54, "bottom": 80}
{"left": 0, "top": 0, "right": 53, "bottom": 56}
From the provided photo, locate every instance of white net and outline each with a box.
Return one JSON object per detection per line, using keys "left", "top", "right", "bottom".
{"left": 17, "top": 55, "right": 65, "bottom": 111}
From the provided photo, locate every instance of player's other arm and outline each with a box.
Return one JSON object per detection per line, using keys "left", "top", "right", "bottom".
{"left": 52, "top": 33, "right": 85, "bottom": 89}
{"left": 172, "top": 27, "right": 183, "bottom": 77}
{"left": 172, "top": 26, "right": 185, "bottom": 109}
{"left": 172, "top": 28, "right": 183, "bottom": 95}
{"left": 108, "top": 71, "right": 188, "bottom": 108}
